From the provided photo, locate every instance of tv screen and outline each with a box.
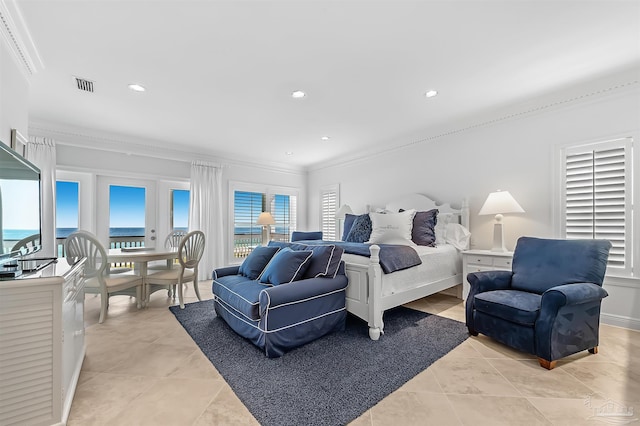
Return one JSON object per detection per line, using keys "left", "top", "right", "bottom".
{"left": 0, "top": 141, "right": 41, "bottom": 260}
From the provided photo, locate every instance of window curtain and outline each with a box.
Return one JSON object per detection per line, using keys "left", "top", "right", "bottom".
{"left": 25, "top": 137, "right": 56, "bottom": 258}
{"left": 189, "top": 161, "right": 223, "bottom": 280}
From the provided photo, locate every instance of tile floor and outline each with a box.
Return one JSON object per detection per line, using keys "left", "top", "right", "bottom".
{"left": 68, "top": 282, "right": 640, "bottom": 425}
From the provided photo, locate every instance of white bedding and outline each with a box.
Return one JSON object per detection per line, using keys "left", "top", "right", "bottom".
{"left": 341, "top": 244, "right": 462, "bottom": 297}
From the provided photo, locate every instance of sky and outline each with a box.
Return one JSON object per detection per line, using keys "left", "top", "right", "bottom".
{"left": 0, "top": 179, "right": 40, "bottom": 230}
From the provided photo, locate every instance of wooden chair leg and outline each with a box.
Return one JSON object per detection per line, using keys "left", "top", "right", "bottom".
{"left": 537, "top": 358, "right": 557, "bottom": 370}
{"left": 588, "top": 346, "right": 598, "bottom": 354}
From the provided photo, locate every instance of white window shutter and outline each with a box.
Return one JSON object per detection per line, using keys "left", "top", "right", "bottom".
{"left": 320, "top": 187, "right": 338, "bottom": 241}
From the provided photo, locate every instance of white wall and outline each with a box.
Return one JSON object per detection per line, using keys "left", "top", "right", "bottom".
{"left": 307, "top": 85, "right": 640, "bottom": 329}
{"left": 0, "top": 40, "right": 29, "bottom": 147}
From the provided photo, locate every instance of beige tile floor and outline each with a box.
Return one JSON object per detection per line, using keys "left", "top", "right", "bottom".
{"left": 68, "top": 283, "right": 640, "bottom": 426}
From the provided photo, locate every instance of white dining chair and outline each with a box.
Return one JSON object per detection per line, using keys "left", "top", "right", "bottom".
{"left": 65, "top": 230, "right": 143, "bottom": 323}
{"left": 145, "top": 230, "right": 205, "bottom": 308}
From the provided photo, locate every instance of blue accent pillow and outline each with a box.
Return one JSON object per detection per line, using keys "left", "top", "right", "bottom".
{"left": 290, "top": 243, "right": 344, "bottom": 278}
{"left": 342, "top": 213, "right": 357, "bottom": 241}
{"left": 291, "top": 231, "right": 323, "bottom": 242}
{"left": 345, "top": 214, "right": 372, "bottom": 243}
{"left": 259, "top": 247, "right": 313, "bottom": 285}
{"left": 411, "top": 209, "right": 438, "bottom": 246}
{"left": 239, "top": 246, "right": 280, "bottom": 280}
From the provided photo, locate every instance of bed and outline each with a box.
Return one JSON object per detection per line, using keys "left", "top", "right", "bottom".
{"left": 340, "top": 194, "right": 469, "bottom": 340}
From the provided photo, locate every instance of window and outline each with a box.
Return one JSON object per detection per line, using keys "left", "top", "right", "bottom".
{"left": 229, "top": 182, "right": 299, "bottom": 262}
{"left": 320, "top": 184, "right": 339, "bottom": 241}
{"left": 171, "top": 189, "right": 189, "bottom": 232}
{"left": 55, "top": 180, "right": 79, "bottom": 256}
{"left": 562, "top": 137, "right": 633, "bottom": 277}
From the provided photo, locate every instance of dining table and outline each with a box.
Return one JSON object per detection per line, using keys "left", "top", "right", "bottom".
{"left": 107, "top": 246, "right": 179, "bottom": 306}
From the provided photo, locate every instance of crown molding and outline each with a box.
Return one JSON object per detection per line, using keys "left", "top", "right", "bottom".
{"left": 28, "top": 121, "right": 306, "bottom": 176}
{"left": 307, "top": 70, "right": 640, "bottom": 173}
{"left": 0, "top": 0, "right": 43, "bottom": 78}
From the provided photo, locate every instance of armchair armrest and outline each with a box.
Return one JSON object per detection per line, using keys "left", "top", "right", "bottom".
{"left": 212, "top": 265, "right": 240, "bottom": 279}
{"left": 467, "top": 270, "right": 513, "bottom": 294}
{"left": 541, "top": 282, "right": 608, "bottom": 308}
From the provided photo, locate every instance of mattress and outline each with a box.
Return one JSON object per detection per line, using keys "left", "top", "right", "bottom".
{"left": 341, "top": 244, "right": 462, "bottom": 297}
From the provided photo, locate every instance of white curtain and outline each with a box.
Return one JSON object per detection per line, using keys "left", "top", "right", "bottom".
{"left": 25, "top": 137, "right": 57, "bottom": 258}
{"left": 189, "top": 161, "right": 224, "bottom": 280}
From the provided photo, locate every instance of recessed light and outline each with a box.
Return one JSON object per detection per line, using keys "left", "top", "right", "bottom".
{"left": 128, "top": 83, "right": 146, "bottom": 92}
{"left": 291, "top": 90, "right": 306, "bottom": 99}
{"left": 321, "top": 136, "right": 330, "bottom": 141}
{"left": 285, "top": 151, "right": 294, "bottom": 156}
{"left": 424, "top": 90, "right": 438, "bottom": 98}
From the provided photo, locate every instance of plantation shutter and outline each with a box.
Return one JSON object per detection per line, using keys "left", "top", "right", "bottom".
{"left": 233, "top": 191, "right": 265, "bottom": 258}
{"left": 563, "top": 138, "right": 632, "bottom": 274}
{"left": 320, "top": 186, "right": 338, "bottom": 241}
{"left": 270, "top": 194, "right": 297, "bottom": 242}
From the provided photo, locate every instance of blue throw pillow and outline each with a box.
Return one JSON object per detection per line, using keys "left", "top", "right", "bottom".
{"left": 291, "top": 231, "right": 323, "bottom": 242}
{"left": 411, "top": 209, "right": 438, "bottom": 246}
{"left": 259, "top": 247, "right": 313, "bottom": 285}
{"left": 290, "top": 243, "right": 344, "bottom": 279}
{"left": 345, "top": 214, "right": 372, "bottom": 243}
{"left": 342, "top": 213, "right": 357, "bottom": 241}
{"left": 239, "top": 246, "right": 280, "bottom": 280}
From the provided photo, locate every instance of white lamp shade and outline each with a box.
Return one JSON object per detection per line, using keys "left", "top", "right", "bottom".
{"left": 335, "top": 204, "right": 353, "bottom": 219}
{"left": 478, "top": 191, "right": 525, "bottom": 216}
{"left": 256, "top": 212, "right": 275, "bottom": 225}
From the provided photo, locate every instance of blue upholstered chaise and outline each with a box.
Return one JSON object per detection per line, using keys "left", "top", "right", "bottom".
{"left": 212, "top": 244, "right": 347, "bottom": 357}
{"left": 466, "top": 236, "right": 611, "bottom": 369}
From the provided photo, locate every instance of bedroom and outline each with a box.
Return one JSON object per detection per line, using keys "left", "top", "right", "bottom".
{"left": 1, "top": 0, "right": 639, "bottom": 425}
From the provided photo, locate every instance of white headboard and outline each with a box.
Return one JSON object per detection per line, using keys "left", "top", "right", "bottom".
{"left": 371, "top": 193, "right": 469, "bottom": 229}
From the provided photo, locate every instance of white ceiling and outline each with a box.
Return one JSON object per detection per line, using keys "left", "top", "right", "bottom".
{"left": 16, "top": 0, "right": 640, "bottom": 169}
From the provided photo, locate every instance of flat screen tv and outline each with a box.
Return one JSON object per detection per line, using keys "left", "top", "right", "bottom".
{"left": 0, "top": 141, "right": 42, "bottom": 262}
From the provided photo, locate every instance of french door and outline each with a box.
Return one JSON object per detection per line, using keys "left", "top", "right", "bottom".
{"left": 96, "top": 176, "right": 158, "bottom": 249}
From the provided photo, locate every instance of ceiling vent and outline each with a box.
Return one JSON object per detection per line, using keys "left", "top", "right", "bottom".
{"left": 73, "top": 76, "right": 94, "bottom": 93}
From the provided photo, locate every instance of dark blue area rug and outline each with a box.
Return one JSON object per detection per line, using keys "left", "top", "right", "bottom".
{"left": 170, "top": 299, "right": 468, "bottom": 426}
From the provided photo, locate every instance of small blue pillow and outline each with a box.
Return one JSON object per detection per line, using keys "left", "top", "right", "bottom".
{"left": 291, "top": 231, "right": 323, "bottom": 242}
{"left": 411, "top": 209, "right": 438, "bottom": 247}
{"left": 239, "top": 246, "right": 280, "bottom": 280}
{"left": 259, "top": 247, "right": 313, "bottom": 285}
{"left": 345, "top": 214, "right": 372, "bottom": 243}
{"left": 290, "top": 243, "right": 344, "bottom": 279}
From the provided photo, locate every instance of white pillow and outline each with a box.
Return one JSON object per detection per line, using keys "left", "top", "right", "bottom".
{"left": 434, "top": 213, "right": 453, "bottom": 245}
{"left": 444, "top": 223, "right": 471, "bottom": 250}
{"left": 367, "top": 209, "right": 416, "bottom": 245}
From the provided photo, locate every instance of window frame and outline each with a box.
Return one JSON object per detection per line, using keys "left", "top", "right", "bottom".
{"left": 555, "top": 134, "right": 637, "bottom": 280}
{"left": 228, "top": 180, "right": 300, "bottom": 265}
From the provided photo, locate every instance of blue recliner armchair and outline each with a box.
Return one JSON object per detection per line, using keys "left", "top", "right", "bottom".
{"left": 466, "top": 236, "right": 611, "bottom": 369}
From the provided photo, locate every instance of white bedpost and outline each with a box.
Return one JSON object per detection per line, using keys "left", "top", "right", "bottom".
{"left": 368, "top": 244, "right": 384, "bottom": 340}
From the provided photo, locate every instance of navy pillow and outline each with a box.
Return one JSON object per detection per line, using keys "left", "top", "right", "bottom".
{"left": 345, "top": 214, "right": 372, "bottom": 243}
{"left": 342, "top": 213, "right": 358, "bottom": 241}
{"left": 291, "top": 231, "right": 323, "bottom": 242}
{"left": 290, "top": 243, "right": 344, "bottom": 278}
{"left": 239, "top": 246, "right": 280, "bottom": 280}
{"left": 411, "top": 209, "right": 438, "bottom": 246}
{"left": 259, "top": 247, "right": 313, "bottom": 285}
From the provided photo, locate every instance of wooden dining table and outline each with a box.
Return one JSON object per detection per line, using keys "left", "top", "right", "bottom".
{"left": 107, "top": 247, "right": 179, "bottom": 306}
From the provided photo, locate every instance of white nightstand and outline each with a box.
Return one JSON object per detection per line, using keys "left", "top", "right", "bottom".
{"left": 462, "top": 249, "right": 514, "bottom": 301}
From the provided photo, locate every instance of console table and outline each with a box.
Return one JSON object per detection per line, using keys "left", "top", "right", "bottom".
{"left": 0, "top": 258, "right": 86, "bottom": 426}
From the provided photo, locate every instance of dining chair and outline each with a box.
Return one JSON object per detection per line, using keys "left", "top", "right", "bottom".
{"left": 145, "top": 230, "right": 205, "bottom": 308}
{"left": 11, "top": 233, "right": 40, "bottom": 255}
{"left": 148, "top": 230, "right": 188, "bottom": 274}
{"left": 65, "top": 230, "right": 143, "bottom": 323}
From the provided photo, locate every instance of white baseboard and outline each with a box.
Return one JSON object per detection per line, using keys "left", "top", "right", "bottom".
{"left": 601, "top": 313, "right": 640, "bottom": 331}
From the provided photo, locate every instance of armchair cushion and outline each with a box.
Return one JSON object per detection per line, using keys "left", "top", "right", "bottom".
{"left": 238, "top": 246, "right": 280, "bottom": 280}
{"left": 474, "top": 290, "right": 541, "bottom": 326}
{"left": 259, "top": 248, "right": 313, "bottom": 285}
{"left": 511, "top": 237, "right": 611, "bottom": 294}
{"left": 213, "top": 275, "right": 270, "bottom": 321}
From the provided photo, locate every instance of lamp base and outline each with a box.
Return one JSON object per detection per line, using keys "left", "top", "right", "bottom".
{"left": 491, "top": 222, "right": 507, "bottom": 252}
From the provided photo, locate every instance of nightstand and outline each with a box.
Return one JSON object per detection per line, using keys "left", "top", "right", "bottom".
{"left": 462, "top": 249, "right": 514, "bottom": 301}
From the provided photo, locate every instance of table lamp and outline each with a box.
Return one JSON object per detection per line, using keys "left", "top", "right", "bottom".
{"left": 257, "top": 212, "right": 275, "bottom": 242}
{"left": 478, "top": 190, "right": 524, "bottom": 252}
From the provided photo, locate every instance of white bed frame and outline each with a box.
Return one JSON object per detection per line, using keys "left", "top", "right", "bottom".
{"left": 344, "top": 194, "right": 469, "bottom": 340}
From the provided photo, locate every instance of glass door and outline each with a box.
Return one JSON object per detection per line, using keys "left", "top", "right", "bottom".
{"left": 96, "top": 176, "right": 157, "bottom": 249}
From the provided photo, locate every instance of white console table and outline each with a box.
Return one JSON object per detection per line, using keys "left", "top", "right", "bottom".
{"left": 0, "top": 258, "right": 86, "bottom": 426}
